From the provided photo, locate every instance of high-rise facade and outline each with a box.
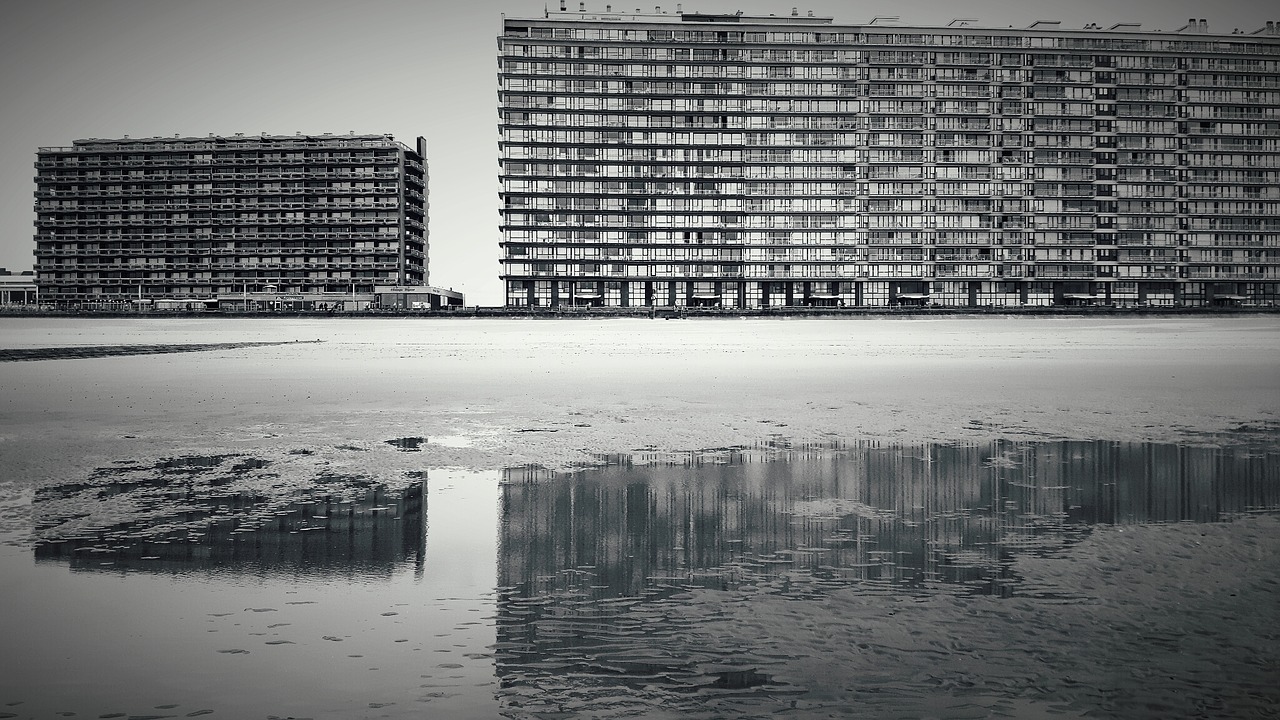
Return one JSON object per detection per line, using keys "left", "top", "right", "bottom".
{"left": 497, "top": 8, "right": 1280, "bottom": 308}
{"left": 34, "top": 134, "right": 428, "bottom": 303}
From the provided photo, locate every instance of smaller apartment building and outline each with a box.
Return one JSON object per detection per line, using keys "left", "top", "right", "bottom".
{"left": 34, "top": 134, "right": 429, "bottom": 304}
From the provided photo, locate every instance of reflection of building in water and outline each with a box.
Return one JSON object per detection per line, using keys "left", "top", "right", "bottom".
{"left": 499, "top": 440, "right": 1277, "bottom": 597}
{"left": 34, "top": 481, "right": 425, "bottom": 577}
{"left": 492, "top": 440, "right": 1277, "bottom": 707}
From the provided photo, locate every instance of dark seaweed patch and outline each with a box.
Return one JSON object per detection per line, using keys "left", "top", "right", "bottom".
{"left": 0, "top": 340, "right": 320, "bottom": 363}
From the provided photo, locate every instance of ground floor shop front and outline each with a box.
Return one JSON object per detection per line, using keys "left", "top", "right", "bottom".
{"left": 506, "top": 279, "right": 1278, "bottom": 309}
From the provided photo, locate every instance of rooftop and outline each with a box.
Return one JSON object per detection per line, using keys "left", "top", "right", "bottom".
{"left": 39, "top": 133, "right": 415, "bottom": 154}
{"left": 522, "top": 3, "right": 1280, "bottom": 37}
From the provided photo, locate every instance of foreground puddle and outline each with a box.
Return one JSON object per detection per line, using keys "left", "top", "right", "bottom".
{"left": 8, "top": 439, "right": 1279, "bottom": 718}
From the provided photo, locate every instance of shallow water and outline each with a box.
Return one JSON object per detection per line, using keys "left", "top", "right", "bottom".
{"left": 3, "top": 440, "right": 1277, "bottom": 719}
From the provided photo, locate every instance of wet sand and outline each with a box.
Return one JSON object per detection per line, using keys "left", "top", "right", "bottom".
{"left": 0, "top": 315, "right": 1277, "bottom": 482}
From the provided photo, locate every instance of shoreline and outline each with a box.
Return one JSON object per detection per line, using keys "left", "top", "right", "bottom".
{"left": 2, "top": 305, "right": 1278, "bottom": 319}
{"left": 2, "top": 315, "right": 1277, "bottom": 479}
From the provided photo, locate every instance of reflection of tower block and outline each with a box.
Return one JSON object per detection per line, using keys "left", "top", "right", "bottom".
{"left": 34, "top": 477, "right": 427, "bottom": 575}
{"left": 865, "top": 550, "right": 901, "bottom": 583}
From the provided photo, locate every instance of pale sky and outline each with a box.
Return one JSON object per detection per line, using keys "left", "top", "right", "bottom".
{"left": 1, "top": 0, "right": 1273, "bottom": 306}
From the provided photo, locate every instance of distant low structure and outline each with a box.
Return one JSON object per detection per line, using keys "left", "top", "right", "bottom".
{"left": 214, "top": 284, "right": 464, "bottom": 312}
{"left": 0, "top": 268, "right": 37, "bottom": 305}
{"left": 374, "top": 284, "right": 465, "bottom": 310}
{"left": 34, "top": 133, "right": 443, "bottom": 307}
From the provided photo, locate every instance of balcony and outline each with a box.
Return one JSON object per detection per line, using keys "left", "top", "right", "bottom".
{"left": 935, "top": 265, "right": 997, "bottom": 277}
{"left": 1034, "top": 268, "right": 1099, "bottom": 279}
{"left": 1186, "top": 269, "right": 1276, "bottom": 280}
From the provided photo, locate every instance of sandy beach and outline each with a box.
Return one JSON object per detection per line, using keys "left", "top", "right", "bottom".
{"left": 1, "top": 315, "right": 1277, "bottom": 483}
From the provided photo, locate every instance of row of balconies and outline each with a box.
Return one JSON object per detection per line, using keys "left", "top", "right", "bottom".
{"left": 502, "top": 114, "right": 1278, "bottom": 132}
{"left": 504, "top": 188, "right": 1044, "bottom": 199}
{"left": 35, "top": 246, "right": 407, "bottom": 257}
{"left": 502, "top": 147, "right": 1226, "bottom": 166}
{"left": 501, "top": 134, "right": 1280, "bottom": 152}
{"left": 511, "top": 269, "right": 1280, "bottom": 281}
{"left": 497, "top": 60, "right": 1190, "bottom": 79}
{"left": 37, "top": 262, "right": 401, "bottom": 272}
{"left": 505, "top": 181, "right": 1276, "bottom": 197}
{"left": 508, "top": 253, "right": 1280, "bottom": 267}
{"left": 498, "top": 223, "right": 1264, "bottom": 236}
{"left": 504, "top": 235, "right": 1266, "bottom": 249}
{"left": 36, "top": 171, "right": 404, "bottom": 183}
{"left": 36, "top": 201, "right": 402, "bottom": 213}
{"left": 500, "top": 214, "right": 1280, "bottom": 228}
{"left": 504, "top": 266, "right": 1264, "bottom": 280}
{"left": 515, "top": 252, "right": 1021, "bottom": 263}
{"left": 36, "top": 218, "right": 400, "bottom": 227}
{"left": 504, "top": 256, "right": 1274, "bottom": 267}
{"left": 207, "top": 171, "right": 402, "bottom": 180}
{"left": 502, "top": 84, "right": 1278, "bottom": 106}
{"left": 35, "top": 157, "right": 402, "bottom": 170}
{"left": 34, "top": 187, "right": 402, "bottom": 199}
{"left": 503, "top": 266, "right": 1228, "bottom": 281}
{"left": 36, "top": 232, "right": 404, "bottom": 242}
{"left": 36, "top": 276, "right": 397, "bottom": 288}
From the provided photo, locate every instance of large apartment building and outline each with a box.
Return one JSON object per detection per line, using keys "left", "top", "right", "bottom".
{"left": 34, "top": 134, "right": 428, "bottom": 303}
{"left": 497, "top": 7, "right": 1280, "bottom": 308}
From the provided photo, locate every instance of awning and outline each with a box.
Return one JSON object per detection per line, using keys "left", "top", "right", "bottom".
{"left": 896, "top": 293, "right": 928, "bottom": 299}
{"left": 1215, "top": 294, "right": 1247, "bottom": 300}
{"left": 571, "top": 292, "right": 602, "bottom": 298}
{"left": 691, "top": 294, "right": 722, "bottom": 300}
{"left": 1064, "top": 293, "right": 1103, "bottom": 300}
{"left": 807, "top": 293, "right": 839, "bottom": 299}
